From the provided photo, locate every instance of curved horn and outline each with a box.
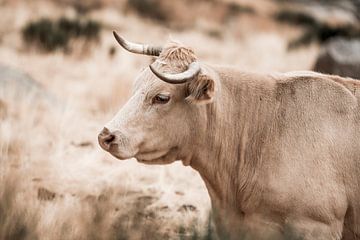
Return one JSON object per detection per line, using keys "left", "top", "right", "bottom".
{"left": 149, "top": 61, "right": 201, "bottom": 84}
{"left": 113, "top": 31, "right": 162, "bottom": 56}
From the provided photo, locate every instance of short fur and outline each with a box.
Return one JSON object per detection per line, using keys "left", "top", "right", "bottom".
{"left": 100, "top": 40, "right": 360, "bottom": 240}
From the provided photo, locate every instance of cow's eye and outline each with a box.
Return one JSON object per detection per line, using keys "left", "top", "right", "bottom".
{"left": 152, "top": 94, "right": 170, "bottom": 104}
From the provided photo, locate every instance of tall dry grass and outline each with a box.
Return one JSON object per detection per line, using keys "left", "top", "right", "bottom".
{"left": 0, "top": 81, "right": 211, "bottom": 239}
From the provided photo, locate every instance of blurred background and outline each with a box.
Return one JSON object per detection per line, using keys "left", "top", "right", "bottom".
{"left": 0, "top": 0, "right": 359, "bottom": 239}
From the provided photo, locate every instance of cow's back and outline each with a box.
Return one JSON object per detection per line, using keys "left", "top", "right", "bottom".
{"left": 271, "top": 72, "right": 360, "bottom": 238}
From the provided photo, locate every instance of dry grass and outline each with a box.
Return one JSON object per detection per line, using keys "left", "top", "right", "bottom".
{"left": 0, "top": 0, "right": 321, "bottom": 239}
{"left": 0, "top": 81, "right": 211, "bottom": 239}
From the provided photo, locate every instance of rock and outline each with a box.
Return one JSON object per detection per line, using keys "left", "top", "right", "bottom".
{"left": 0, "top": 64, "right": 60, "bottom": 104}
{"left": 313, "top": 38, "right": 360, "bottom": 79}
{"left": 0, "top": 64, "right": 42, "bottom": 96}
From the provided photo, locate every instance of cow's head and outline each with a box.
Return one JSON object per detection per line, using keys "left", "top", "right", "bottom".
{"left": 98, "top": 32, "right": 218, "bottom": 165}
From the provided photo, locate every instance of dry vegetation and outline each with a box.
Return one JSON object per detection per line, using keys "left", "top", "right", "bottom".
{"left": 1, "top": 0, "right": 353, "bottom": 239}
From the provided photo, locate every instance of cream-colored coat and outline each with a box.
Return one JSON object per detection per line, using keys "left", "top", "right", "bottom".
{"left": 100, "top": 42, "right": 360, "bottom": 240}
{"left": 192, "top": 66, "right": 360, "bottom": 240}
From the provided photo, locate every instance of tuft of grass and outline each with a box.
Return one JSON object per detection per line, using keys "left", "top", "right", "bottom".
{"left": 205, "top": 29, "right": 223, "bottom": 39}
{"left": 22, "top": 17, "right": 101, "bottom": 52}
{"left": 226, "top": 2, "right": 255, "bottom": 17}
{"left": 223, "top": 2, "right": 255, "bottom": 23}
{"left": 108, "top": 46, "right": 116, "bottom": 57}
{"left": 274, "top": 10, "right": 317, "bottom": 27}
{"left": 126, "top": 0, "right": 169, "bottom": 23}
{"left": 71, "top": 1, "right": 103, "bottom": 14}
{"left": 126, "top": 0, "right": 254, "bottom": 29}
{"left": 203, "top": 214, "right": 216, "bottom": 240}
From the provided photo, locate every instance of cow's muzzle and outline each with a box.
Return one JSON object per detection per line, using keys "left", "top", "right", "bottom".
{"left": 98, "top": 127, "right": 116, "bottom": 151}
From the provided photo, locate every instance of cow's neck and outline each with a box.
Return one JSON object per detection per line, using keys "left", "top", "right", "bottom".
{"left": 190, "top": 69, "right": 275, "bottom": 216}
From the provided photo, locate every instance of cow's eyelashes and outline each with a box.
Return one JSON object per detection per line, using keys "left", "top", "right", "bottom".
{"left": 152, "top": 94, "right": 170, "bottom": 104}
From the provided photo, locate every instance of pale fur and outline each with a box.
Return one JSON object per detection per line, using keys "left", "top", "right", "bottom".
{"left": 100, "top": 40, "right": 360, "bottom": 240}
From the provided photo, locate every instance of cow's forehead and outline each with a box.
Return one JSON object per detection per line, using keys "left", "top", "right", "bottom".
{"left": 133, "top": 67, "right": 178, "bottom": 94}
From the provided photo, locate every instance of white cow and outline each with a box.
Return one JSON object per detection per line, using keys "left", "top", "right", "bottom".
{"left": 99, "top": 32, "right": 360, "bottom": 240}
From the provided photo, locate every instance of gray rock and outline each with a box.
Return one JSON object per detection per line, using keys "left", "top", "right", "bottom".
{"left": 0, "top": 64, "right": 59, "bottom": 106}
{"left": 0, "top": 64, "right": 43, "bottom": 96}
{"left": 313, "top": 38, "right": 360, "bottom": 79}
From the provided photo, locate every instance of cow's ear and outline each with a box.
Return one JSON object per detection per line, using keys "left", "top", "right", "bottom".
{"left": 186, "top": 74, "right": 215, "bottom": 104}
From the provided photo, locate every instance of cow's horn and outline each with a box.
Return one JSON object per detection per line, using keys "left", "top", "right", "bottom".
{"left": 113, "top": 31, "right": 162, "bottom": 56}
{"left": 149, "top": 62, "right": 201, "bottom": 84}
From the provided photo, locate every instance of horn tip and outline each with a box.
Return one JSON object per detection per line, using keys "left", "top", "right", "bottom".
{"left": 113, "top": 31, "right": 124, "bottom": 44}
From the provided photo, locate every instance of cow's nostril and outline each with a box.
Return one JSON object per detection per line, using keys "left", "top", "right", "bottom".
{"left": 98, "top": 128, "right": 117, "bottom": 151}
{"left": 104, "top": 134, "right": 115, "bottom": 145}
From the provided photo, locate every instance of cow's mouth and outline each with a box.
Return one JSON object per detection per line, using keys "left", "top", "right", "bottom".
{"left": 135, "top": 148, "right": 177, "bottom": 165}
{"left": 135, "top": 149, "right": 169, "bottom": 161}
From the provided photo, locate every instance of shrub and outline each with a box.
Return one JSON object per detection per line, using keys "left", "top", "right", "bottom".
{"left": 126, "top": 0, "right": 169, "bottom": 23}
{"left": 226, "top": 2, "right": 255, "bottom": 17}
{"left": 274, "top": 10, "right": 317, "bottom": 27}
{"left": 22, "top": 17, "right": 101, "bottom": 52}
{"left": 108, "top": 46, "right": 116, "bottom": 57}
{"left": 289, "top": 24, "right": 360, "bottom": 50}
{"left": 274, "top": 10, "right": 360, "bottom": 49}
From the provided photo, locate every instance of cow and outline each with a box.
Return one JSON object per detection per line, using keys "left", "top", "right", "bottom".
{"left": 98, "top": 31, "right": 360, "bottom": 240}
